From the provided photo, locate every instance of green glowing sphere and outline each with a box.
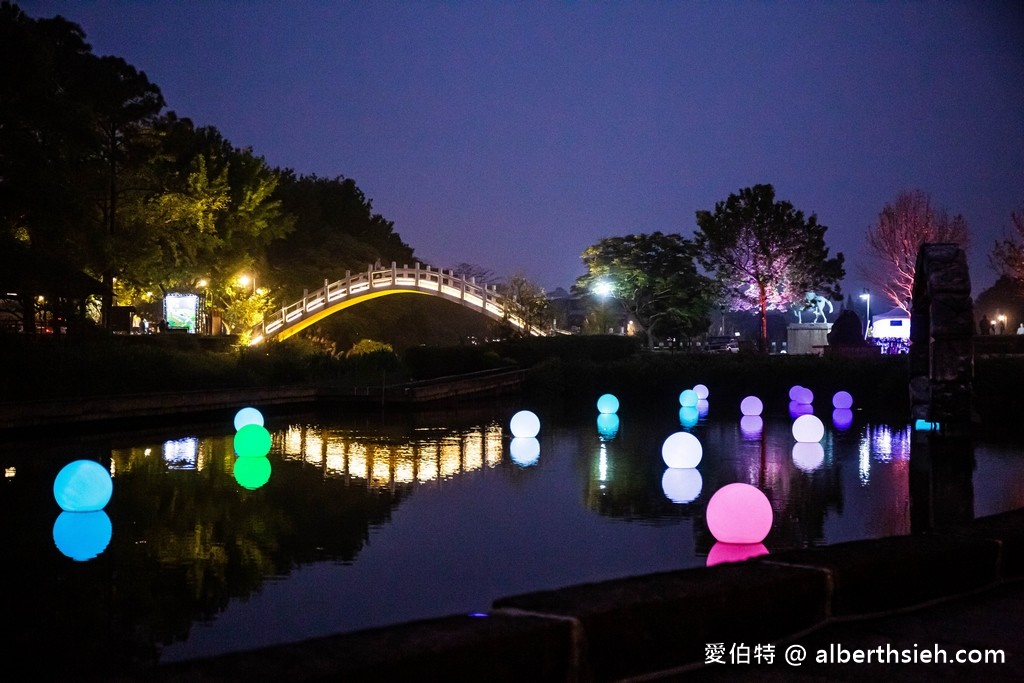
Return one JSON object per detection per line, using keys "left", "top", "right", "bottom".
{"left": 234, "top": 423, "right": 272, "bottom": 457}
{"left": 233, "top": 455, "right": 272, "bottom": 489}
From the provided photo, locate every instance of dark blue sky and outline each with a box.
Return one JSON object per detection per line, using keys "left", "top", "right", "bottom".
{"left": 22, "top": 1, "right": 1024, "bottom": 299}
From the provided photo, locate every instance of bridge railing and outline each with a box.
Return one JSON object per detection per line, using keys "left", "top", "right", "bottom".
{"left": 251, "top": 263, "right": 534, "bottom": 344}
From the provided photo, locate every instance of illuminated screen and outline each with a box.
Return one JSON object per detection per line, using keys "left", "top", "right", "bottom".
{"left": 164, "top": 293, "right": 198, "bottom": 331}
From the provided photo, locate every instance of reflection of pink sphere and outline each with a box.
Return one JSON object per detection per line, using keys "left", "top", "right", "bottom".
{"left": 740, "top": 396, "right": 763, "bottom": 416}
{"left": 706, "top": 541, "right": 769, "bottom": 567}
{"left": 792, "top": 414, "right": 825, "bottom": 442}
{"left": 832, "top": 390, "right": 853, "bottom": 409}
{"left": 706, "top": 483, "right": 773, "bottom": 543}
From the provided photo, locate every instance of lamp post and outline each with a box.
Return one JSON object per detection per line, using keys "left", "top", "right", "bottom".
{"left": 238, "top": 274, "right": 256, "bottom": 295}
{"left": 860, "top": 289, "right": 871, "bottom": 339}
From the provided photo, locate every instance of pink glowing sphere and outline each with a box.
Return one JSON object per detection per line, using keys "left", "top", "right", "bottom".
{"left": 740, "top": 396, "right": 763, "bottom": 416}
{"left": 706, "top": 483, "right": 773, "bottom": 544}
{"left": 706, "top": 542, "right": 769, "bottom": 567}
{"left": 792, "top": 414, "right": 825, "bottom": 443}
{"left": 832, "top": 390, "right": 853, "bottom": 409}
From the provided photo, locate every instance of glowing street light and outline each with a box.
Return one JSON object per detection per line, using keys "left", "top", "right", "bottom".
{"left": 860, "top": 289, "right": 871, "bottom": 339}
{"left": 238, "top": 274, "right": 256, "bottom": 295}
{"left": 593, "top": 280, "right": 614, "bottom": 298}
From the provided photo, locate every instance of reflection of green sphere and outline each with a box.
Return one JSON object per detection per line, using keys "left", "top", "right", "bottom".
{"left": 234, "top": 424, "right": 272, "bottom": 457}
{"left": 233, "top": 456, "right": 272, "bottom": 489}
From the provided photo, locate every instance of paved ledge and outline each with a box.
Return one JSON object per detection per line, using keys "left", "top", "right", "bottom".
{"left": 97, "top": 507, "right": 1024, "bottom": 683}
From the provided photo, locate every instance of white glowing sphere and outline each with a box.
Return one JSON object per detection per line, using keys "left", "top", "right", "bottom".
{"left": 509, "top": 410, "right": 541, "bottom": 438}
{"left": 832, "top": 391, "right": 853, "bottom": 410}
{"left": 693, "top": 384, "right": 709, "bottom": 400}
{"left": 52, "top": 510, "right": 112, "bottom": 561}
{"left": 706, "top": 542, "right": 768, "bottom": 567}
{"left": 792, "top": 442, "right": 825, "bottom": 472}
{"left": 678, "top": 389, "right": 699, "bottom": 407}
{"left": 596, "top": 413, "right": 620, "bottom": 439}
{"left": 596, "top": 393, "right": 620, "bottom": 414}
{"left": 661, "top": 468, "right": 703, "bottom": 504}
{"left": 53, "top": 460, "right": 113, "bottom": 512}
{"left": 832, "top": 408, "right": 854, "bottom": 430}
{"left": 794, "top": 386, "right": 814, "bottom": 405}
{"left": 706, "top": 483, "right": 773, "bottom": 544}
{"left": 740, "top": 396, "right": 763, "bottom": 416}
{"left": 233, "top": 406, "right": 265, "bottom": 431}
{"left": 661, "top": 431, "right": 702, "bottom": 468}
{"left": 792, "top": 414, "right": 825, "bottom": 443}
{"left": 740, "top": 415, "right": 763, "bottom": 438}
{"left": 678, "top": 406, "right": 699, "bottom": 428}
{"left": 789, "top": 385, "right": 804, "bottom": 401}
{"left": 509, "top": 437, "right": 540, "bottom": 466}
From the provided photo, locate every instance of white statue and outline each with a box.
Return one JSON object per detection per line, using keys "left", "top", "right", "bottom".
{"left": 794, "top": 292, "right": 833, "bottom": 324}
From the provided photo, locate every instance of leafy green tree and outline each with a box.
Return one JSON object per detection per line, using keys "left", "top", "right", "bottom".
{"left": 575, "top": 232, "right": 715, "bottom": 347}
{"left": 695, "top": 184, "right": 844, "bottom": 352}
{"left": 498, "top": 271, "right": 550, "bottom": 337}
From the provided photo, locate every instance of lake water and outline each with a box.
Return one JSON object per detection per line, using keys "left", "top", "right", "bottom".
{"left": 4, "top": 399, "right": 1023, "bottom": 675}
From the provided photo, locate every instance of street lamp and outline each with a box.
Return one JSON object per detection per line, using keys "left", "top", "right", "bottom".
{"left": 238, "top": 274, "right": 256, "bottom": 295}
{"left": 860, "top": 289, "right": 871, "bottom": 339}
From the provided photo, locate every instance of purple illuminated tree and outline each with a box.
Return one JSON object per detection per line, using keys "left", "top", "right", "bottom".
{"left": 695, "top": 185, "right": 844, "bottom": 352}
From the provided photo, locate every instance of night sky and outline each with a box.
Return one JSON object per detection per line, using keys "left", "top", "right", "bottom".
{"left": 20, "top": 1, "right": 1024, "bottom": 299}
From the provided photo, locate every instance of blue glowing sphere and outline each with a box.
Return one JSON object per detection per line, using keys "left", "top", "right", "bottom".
{"left": 510, "top": 410, "right": 541, "bottom": 438}
{"left": 597, "top": 413, "right": 620, "bottom": 439}
{"left": 679, "top": 389, "right": 699, "bottom": 407}
{"left": 53, "top": 460, "right": 113, "bottom": 512}
{"left": 740, "top": 396, "right": 763, "bottom": 416}
{"left": 679, "top": 406, "right": 699, "bottom": 428}
{"left": 832, "top": 391, "right": 853, "bottom": 410}
{"left": 509, "top": 437, "right": 540, "bottom": 466}
{"left": 662, "top": 431, "right": 702, "bottom": 468}
{"left": 661, "top": 467, "right": 703, "bottom": 504}
{"left": 233, "top": 406, "right": 265, "bottom": 431}
{"left": 53, "top": 510, "right": 112, "bottom": 561}
{"left": 596, "top": 393, "right": 620, "bottom": 414}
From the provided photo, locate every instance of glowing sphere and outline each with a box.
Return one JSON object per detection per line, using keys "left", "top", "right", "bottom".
{"left": 509, "top": 410, "right": 541, "bottom": 438}
{"left": 706, "top": 542, "right": 768, "bottom": 567}
{"left": 792, "top": 414, "right": 825, "bottom": 443}
{"left": 509, "top": 437, "right": 540, "bottom": 466}
{"left": 678, "top": 406, "right": 699, "bottom": 428}
{"left": 789, "top": 385, "right": 804, "bottom": 401}
{"left": 740, "top": 396, "right": 763, "bottom": 416}
{"left": 678, "top": 389, "right": 699, "bottom": 408}
{"left": 792, "top": 442, "right": 825, "bottom": 472}
{"left": 234, "top": 423, "right": 272, "bottom": 457}
{"left": 596, "top": 393, "right": 620, "bottom": 414}
{"left": 597, "top": 413, "right": 620, "bottom": 440}
{"left": 661, "top": 431, "right": 702, "bottom": 468}
{"left": 234, "top": 455, "right": 272, "bottom": 490}
{"left": 788, "top": 400, "right": 814, "bottom": 418}
{"left": 706, "top": 483, "right": 773, "bottom": 544}
{"left": 794, "top": 386, "right": 814, "bottom": 405}
{"left": 832, "top": 391, "right": 853, "bottom": 410}
{"left": 53, "top": 460, "right": 113, "bottom": 512}
{"left": 661, "top": 468, "right": 702, "bottom": 504}
{"left": 832, "top": 408, "right": 854, "bottom": 430}
{"left": 233, "top": 406, "right": 265, "bottom": 431}
{"left": 697, "top": 399, "right": 709, "bottom": 418}
{"left": 53, "top": 510, "right": 112, "bottom": 561}
{"left": 740, "top": 415, "right": 763, "bottom": 438}
{"left": 693, "top": 384, "right": 709, "bottom": 400}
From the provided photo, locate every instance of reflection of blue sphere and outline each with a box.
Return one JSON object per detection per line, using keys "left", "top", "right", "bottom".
{"left": 679, "top": 406, "right": 699, "bottom": 428}
{"left": 740, "top": 415, "right": 763, "bottom": 438}
{"left": 697, "top": 399, "right": 709, "bottom": 418}
{"left": 596, "top": 393, "right": 620, "bottom": 414}
{"left": 53, "top": 510, "right": 112, "bottom": 561}
{"left": 662, "top": 431, "right": 702, "bottom": 468}
{"left": 234, "top": 406, "right": 265, "bottom": 431}
{"left": 53, "top": 460, "right": 113, "bottom": 512}
{"left": 788, "top": 401, "right": 814, "bottom": 418}
{"left": 597, "top": 413, "right": 620, "bottom": 439}
{"left": 509, "top": 437, "right": 540, "bottom": 466}
{"left": 509, "top": 410, "right": 541, "bottom": 438}
{"left": 679, "top": 389, "right": 699, "bottom": 407}
{"left": 661, "top": 468, "right": 703, "bottom": 503}
{"left": 832, "top": 408, "right": 854, "bottom": 430}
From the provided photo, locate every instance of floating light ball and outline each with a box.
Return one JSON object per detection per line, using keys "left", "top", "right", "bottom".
{"left": 794, "top": 386, "right": 814, "bottom": 405}
{"left": 740, "top": 415, "right": 763, "bottom": 438}
{"left": 661, "top": 431, "right": 702, "bottom": 468}
{"left": 789, "top": 385, "right": 804, "bottom": 401}
{"left": 234, "top": 455, "right": 272, "bottom": 490}
{"left": 233, "top": 406, "right": 265, "bottom": 431}
{"left": 788, "top": 401, "right": 814, "bottom": 418}
{"left": 53, "top": 510, "right": 112, "bottom": 561}
{"left": 661, "top": 468, "right": 702, "bottom": 504}
{"left": 53, "top": 460, "right": 113, "bottom": 512}
{"left": 509, "top": 437, "right": 540, "bottom": 466}
{"left": 597, "top": 413, "right": 620, "bottom": 440}
{"left": 832, "top": 391, "right": 853, "bottom": 410}
{"left": 234, "top": 423, "right": 272, "bottom": 457}
{"left": 678, "top": 406, "right": 699, "bottom": 428}
{"left": 706, "top": 542, "right": 768, "bottom": 567}
{"left": 697, "top": 399, "right": 709, "bottom": 418}
{"left": 596, "top": 393, "right": 620, "bottom": 414}
{"left": 792, "top": 414, "right": 825, "bottom": 443}
{"left": 693, "top": 384, "right": 709, "bottom": 400}
{"left": 678, "top": 389, "right": 699, "bottom": 408}
{"left": 740, "top": 396, "right": 763, "bottom": 416}
{"left": 792, "top": 442, "right": 825, "bottom": 472}
{"left": 509, "top": 410, "right": 541, "bottom": 438}
{"left": 832, "top": 408, "right": 854, "bottom": 431}
{"left": 706, "top": 483, "right": 773, "bottom": 544}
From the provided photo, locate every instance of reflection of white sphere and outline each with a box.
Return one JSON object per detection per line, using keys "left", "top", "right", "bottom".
{"left": 697, "top": 399, "right": 709, "bottom": 418}
{"left": 233, "top": 406, "right": 265, "bottom": 431}
{"left": 794, "top": 386, "right": 814, "bottom": 405}
{"left": 509, "top": 437, "right": 540, "bottom": 466}
{"left": 679, "top": 389, "right": 699, "bottom": 407}
{"left": 792, "top": 442, "right": 825, "bottom": 472}
{"left": 740, "top": 415, "right": 763, "bottom": 438}
{"left": 596, "top": 393, "right": 620, "bottom": 414}
{"left": 706, "top": 541, "right": 768, "bottom": 567}
{"left": 661, "top": 468, "right": 703, "bottom": 503}
{"left": 693, "top": 384, "right": 710, "bottom": 400}
{"left": 832, "top": 408, "right": 853, "bottom": 430}
{"left": 832, "top": 391, "right": 853, "bottom": 409}
{"left": 678, "top": 406, "right": 699, "bottom": 428}
{"left": 792, "top": 414, "right": 825, "bottom": 442}
{"left": 509, "top": 410, "right": 541, "bottom": 438}
{"left": 661, "top": 431, "right": 702, "bottom": 468}
{"left": 706, "top": 483, "right": 773, "bottom": 543}
{"left": 53, "top": 460, "right": 113, "bottom": 512}
{"left": 740, "top": 396, "right": 763, "bottom": 416}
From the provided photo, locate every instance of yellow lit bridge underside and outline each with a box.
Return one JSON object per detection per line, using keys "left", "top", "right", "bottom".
{"left": 274, "top": 288, "right": 433, "bottom": 342}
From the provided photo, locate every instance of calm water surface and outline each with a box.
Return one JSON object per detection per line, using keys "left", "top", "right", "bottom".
{"left": 4, "top": 401, "right": 1022, "bottom": 673}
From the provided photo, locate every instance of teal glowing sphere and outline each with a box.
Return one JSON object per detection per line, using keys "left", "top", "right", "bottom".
{"left": 234, "top": 455, "right": 272, "bottom": 490}
{"left": 596, "top": 393, "right": 620, "bottom": 414}
{"left": 53, "top": 510, "right": 112, "bottom": 561}
{"left": 509, "top": 410, "right": 541, "bottom": 438}
{"left": 597, "top": 413, "right": 620, "bottom": 439}
{"left": 678, "top": 389, "right": 699, "bottom": 407}
{"left": 234, "top": 406, "right": 265, "bottom": 431}
{"left": 662, "top": 431, "right": 702, "bottom": 468}
{"left": 53, "top": 459, "right": 113, "bottom": 512}
{"left": 234, "top": 423, "right": 272, "bottom": 457}
{"left": 509, "top": 437, "right": 540, "bottom": 466}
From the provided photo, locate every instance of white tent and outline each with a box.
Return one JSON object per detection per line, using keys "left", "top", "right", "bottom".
{"left": 871, "top": 307, "right": 910, "bottom": 339}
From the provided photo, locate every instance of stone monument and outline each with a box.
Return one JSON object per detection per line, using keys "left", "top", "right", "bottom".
{"left": 787, "top": 292, "right": 833, "bottom": 354}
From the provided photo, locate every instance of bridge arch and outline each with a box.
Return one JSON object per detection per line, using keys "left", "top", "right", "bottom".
{"left": 249, "top": 263, "right": 542, "bottom": 345}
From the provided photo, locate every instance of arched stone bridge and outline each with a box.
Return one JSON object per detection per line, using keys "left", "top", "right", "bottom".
{"left": 249, "top": 263, "right": 542, "bottom": 345}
